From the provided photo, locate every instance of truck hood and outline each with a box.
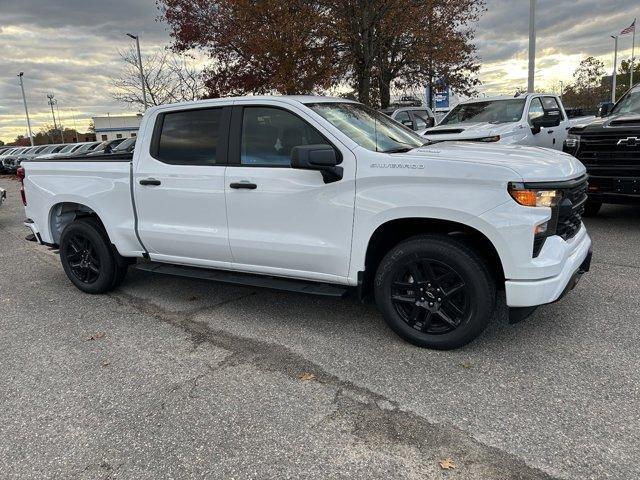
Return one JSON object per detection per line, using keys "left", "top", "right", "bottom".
{"left": 570, "top": 113, "right": 640, "bottom": 135}
{"left": 420, "top": 122, "right": 518, "bottom": 140}
{"left": 400, "top": 141, "right": 586, "bottom": 182}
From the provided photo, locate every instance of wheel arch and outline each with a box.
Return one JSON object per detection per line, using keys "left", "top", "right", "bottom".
{"left": 48, "top": 201, "right": 110, "bottom": 246}
{"left": 358, "top": 217, "right": 506, "bottom": 300}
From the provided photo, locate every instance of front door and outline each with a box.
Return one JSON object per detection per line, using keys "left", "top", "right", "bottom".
{"left": 133, "top": 104, "right": 234, "bottom": 267}
{"left": 224, "top": 103, "right": 356, "bottom": 282}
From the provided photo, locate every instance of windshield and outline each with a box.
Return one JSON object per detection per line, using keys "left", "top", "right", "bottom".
{"left": 611, "top": 89, "right": 640, "bottom": 115}
{"left": 114, "top": 137, "right": 136, "bottom": 151}
{"left": 59, "top": 144, "right": 77, "bottom": 153}
{"left": 440, "top": 99, "right": 526, "bottom": 125}
{"left": 306, "top": 102, "right": 425, "bottom": 153}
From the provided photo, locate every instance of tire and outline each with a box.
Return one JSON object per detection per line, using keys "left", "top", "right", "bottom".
{"left": 583, "top": 200, "right": 602, "bottom": 217}
{"left": 59, "top": 217, "right": 128, "bottom": 294}
{"left": 374, "top": 235, "right": 496, "bottom": 350}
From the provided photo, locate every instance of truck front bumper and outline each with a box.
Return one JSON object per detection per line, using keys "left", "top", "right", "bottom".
{"left": 505, "top": 229, "right": 592, "bottom": 307}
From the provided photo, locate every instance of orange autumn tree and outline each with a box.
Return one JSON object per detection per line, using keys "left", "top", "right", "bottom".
{"left": 158, "top": 0, "right": 484, "bottom": 107}
{"left": 158, "top": 0, "right": 340, "bottom": 96}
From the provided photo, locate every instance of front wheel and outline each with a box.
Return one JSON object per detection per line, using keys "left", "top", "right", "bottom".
{"left": 59, "top": 217, "right": 128, "bottom": 294}
{"left": 374, "top": 235, "right": 496, "bottom": 350}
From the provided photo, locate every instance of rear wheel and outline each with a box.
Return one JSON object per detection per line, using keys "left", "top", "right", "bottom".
{"left": 59, "top": 217, "right": 128, "bottom": 293}
{"left": 583, "top": 200, "right": 602, "bottom": 217}
{"left": 374, "top": 235, "right": 496, "bottom": 350}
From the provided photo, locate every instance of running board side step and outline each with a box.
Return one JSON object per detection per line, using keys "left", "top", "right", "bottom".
{"left": 134, "top": 262, "right": 350, "bottom": 298}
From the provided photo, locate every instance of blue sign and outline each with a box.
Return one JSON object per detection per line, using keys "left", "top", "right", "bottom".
{"left": 434, "top": 86, "right": 450, "bottom": 109}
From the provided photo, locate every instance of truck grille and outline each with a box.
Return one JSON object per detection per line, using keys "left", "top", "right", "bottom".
{"left": 575, "top": 135, "right": 640, "bottom": 176}
{"left": 555, "top": 179, "right": 588, "bottom": 240}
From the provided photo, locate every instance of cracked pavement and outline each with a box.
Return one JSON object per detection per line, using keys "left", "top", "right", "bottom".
{"left": 0, "top": 176, "right": 639, "bottom": 479}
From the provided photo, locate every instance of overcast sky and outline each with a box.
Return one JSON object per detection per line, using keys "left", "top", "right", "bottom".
{"left": 0, "top": 0, "right": 638, "bottom": 143}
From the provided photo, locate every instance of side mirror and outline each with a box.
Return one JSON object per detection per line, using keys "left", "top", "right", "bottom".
{"left": 426, "top": 117, "right": 435, "bottom": 128}
{"left": 598, "top": 102, "right": 614, "bottom": 117}
{"left": 401, "top": 119, "right": 413, "bottom": 128}
{"left": 531, "top": 113, "right": 560, "bottom": 133}
{"left": 291, "top": 144, "right": 343, "bottom": 184}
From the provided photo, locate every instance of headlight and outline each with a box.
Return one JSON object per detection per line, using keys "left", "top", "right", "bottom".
{"left": 508, "top": 184, "right": 562, "bottom": 207}
{"left": 564, "top": 133, "right": 580, "bottom": 148}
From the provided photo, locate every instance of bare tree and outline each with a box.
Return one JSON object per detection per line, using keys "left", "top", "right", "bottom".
{"left": 111, "top": 46, "right": 207, "bottom": 109}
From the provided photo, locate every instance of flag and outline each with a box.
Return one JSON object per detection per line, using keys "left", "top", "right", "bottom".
{"left": 621, "top": 19, "right": 636, "bottom": 35}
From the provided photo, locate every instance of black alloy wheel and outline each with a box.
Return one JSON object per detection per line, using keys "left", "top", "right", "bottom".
{"left": 59, "top": 217, "right": 129, "bottom": 294}
{"left": 391, "top": 258, "right": 469, "bottom": 335}
{"left": 374, "top": 235, "right": 496, "bottom": 350}
{"left": 65, "top": 233, "right": 101, "bottom": 284}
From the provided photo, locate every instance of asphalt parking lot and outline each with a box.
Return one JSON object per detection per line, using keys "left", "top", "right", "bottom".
{"left": 1, "top": 176, "right": 639, "bottom": 480}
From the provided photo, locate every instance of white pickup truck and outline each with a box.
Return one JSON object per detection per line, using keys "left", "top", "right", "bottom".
{"left": 19, "top": 96, "right": 592, "bottom": 349}
{"left": 419, "top": 93, "right": 594, "bottom": 150}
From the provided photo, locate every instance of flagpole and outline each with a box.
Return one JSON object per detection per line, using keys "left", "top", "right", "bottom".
{"left": 528, "top": 0, "right": 536, "bottom": 93}
{"left": 612, "top": 35, "right": 619, "bottom": 103}
{"left": 631, "top": 21, "right": 636, "bottom": 88}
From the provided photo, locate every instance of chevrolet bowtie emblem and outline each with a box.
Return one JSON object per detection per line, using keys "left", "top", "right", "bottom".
{"left": 617, "top": 137, "right": 640, "bottom": 147}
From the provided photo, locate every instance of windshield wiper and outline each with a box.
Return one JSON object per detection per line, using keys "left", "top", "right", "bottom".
{"left": 381, "top": 147, "right": 414, "bottom": 153}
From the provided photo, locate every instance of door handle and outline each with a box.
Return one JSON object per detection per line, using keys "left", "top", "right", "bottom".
{"left": 547, "top": 130, "right": 554, "bottom": 134}
{"left": 139, "top": 178, "right": 161, "bottom": 186}
{"left": 230, "top": 182, "right": 257, "bottom": 190}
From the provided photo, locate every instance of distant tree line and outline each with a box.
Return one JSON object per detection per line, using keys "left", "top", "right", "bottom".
{"left": 562, "top": 57, "right": 640, "bottom": 110}
{"left": 152, "top": 0, "right": 485, "bottom": 109}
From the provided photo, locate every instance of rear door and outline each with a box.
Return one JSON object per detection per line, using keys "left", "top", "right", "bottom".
{"left": 224, "top": 101, "right": 356, "bottom": 282}
{"left": 133, "top": 103, "right": 234, "bottom": 267}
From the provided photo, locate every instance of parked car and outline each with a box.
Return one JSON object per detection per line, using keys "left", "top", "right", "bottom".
{"left": 110, "top": 137, "right": 136, "bottom": 154}
{"left": 55, "top": 141, "right": 102, "bottom": 158}
{"left": 381, "top": 106, "right": 436, "bottom": 131}
{"left": 15, "top": 145, "right": 53, "bottom": 167}
{"left": 51, "top": 143, "right": 84, "bottom": 157}
{"left": 2, "top": 147, "right": 32, "bottom": 173}
{"left": 563, "top": 84, "right": 640, "bottom": 216}
{"left": 86, "top": 139, "right": 126, "bottom": 156}
{"left": 20, "top": 95, "right": 592, "bottom": 350}
{"left": 419, "top": 93, "right": 594, "bottom": 150}
{"left": 0, "top": 148, "right": 21, "bottom": 173}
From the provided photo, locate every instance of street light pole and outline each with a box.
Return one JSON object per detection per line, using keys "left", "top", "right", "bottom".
{"left": 126, "top": 33, "right": 148, "bottom": 110}
{"left": 611, "top": 35, "right": 619, "bottom": 103}
{"left": 17, "top": 73, "right": 34, "bottom": 147}
{"left": 528, "top": 0, "right": 536, "bottom": 93}
{"left": 47, "top": 93, "right": 60, "bottom": 143}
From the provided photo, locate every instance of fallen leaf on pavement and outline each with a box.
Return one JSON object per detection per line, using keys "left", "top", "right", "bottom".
{"left": 101, "top": 361, "right": 111, "bottom": 367}
{"left": 299, "top": 372, "right": 315, "bottom": 381}
{"left": 439, "top": 458, "right": 456, "bottom": 470}
{"left": 462, "top": 361, "right": 473, "bottom": 369}
{"left": 87, "top": 332, "right": 106, "bottom": 341}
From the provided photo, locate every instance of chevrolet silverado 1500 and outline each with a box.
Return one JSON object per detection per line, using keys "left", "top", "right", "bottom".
{"left": 20, "top": 96, "right": 592, "bottom": 349}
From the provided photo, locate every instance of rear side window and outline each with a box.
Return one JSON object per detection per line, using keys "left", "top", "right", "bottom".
{"left": 156, "top": 108, "right": 223, "bottom": 165}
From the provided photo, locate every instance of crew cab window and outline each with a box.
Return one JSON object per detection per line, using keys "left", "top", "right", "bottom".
{"left": 156, "top": 108, "right": 222, "bottom": 165}
{"left": 241, "top": 107, "right": 328, "bottom": 167}
{"left": 394, "top": 111, "right": 411, "bottom": 124}
{"left": 528, "top": 98, "right": 544, "bottom": 124}
{"left": 412, "top": 111, "right": 431, "bottom": 129}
